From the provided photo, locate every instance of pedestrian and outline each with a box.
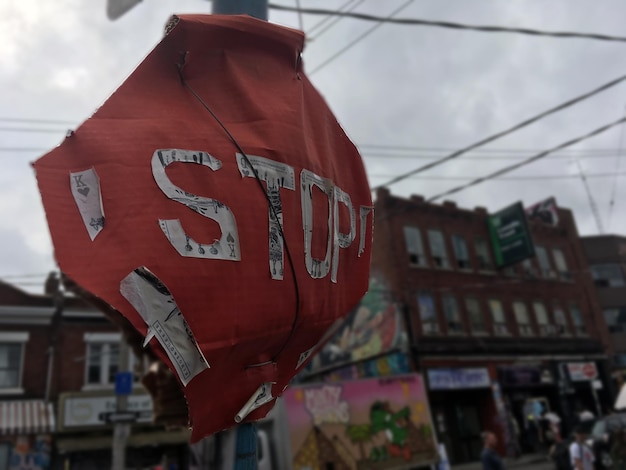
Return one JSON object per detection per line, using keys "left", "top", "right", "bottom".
{"left": 569, "top": 425, "right": 595, "bottom": 470}
{"left": 481, "top": 431, "right": 506, "bottom": 470}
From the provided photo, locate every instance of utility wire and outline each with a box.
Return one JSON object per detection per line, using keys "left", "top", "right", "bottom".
{"left": 308, "top": 0, "right": 365, "bottom": 41}
{"left": 369, "top": 170, "right": 626, "bottom": 181}
{"left": 607, "top": 104, "right": 626, "bottom": 231}
{"left": 308, "top": 0, "right": 414, "bottom": 76}
{"left": 0, "top": 117, "right": 76, "bottom": 125}
{"left": 359, "top": 144, "right": 622, "bottom": 153}
{"left": 428, "top": 115, "right": 626, "bottom": 201}
{"left": 306, "top": 0, "right": 356, "bottom": 35}
{"left": 0, "top": 126, "right": 68, "bottom": 134}
{"left": 575, "top": 159, "right": 604, "bottom": 233}
{"left": 363, "top": 151, "right": 623, "bottom": 161}
{"left": 294, "top": 0, "right": 304, "bottom": 31}
{"left": 270, "top": 4, "right": 626, "bottom": 44}
{"left": 372, "top": 72, "right": 626, "bottom": 190}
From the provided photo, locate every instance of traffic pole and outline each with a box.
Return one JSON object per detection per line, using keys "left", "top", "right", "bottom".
{"left": 212, "top": 0, "right": 268, "bottom": 20}
{"left": 111, "top": 340, "right": 131, "bottom": 470}
{"left": 210, "top": 2, "right": 268, "bottom": 469}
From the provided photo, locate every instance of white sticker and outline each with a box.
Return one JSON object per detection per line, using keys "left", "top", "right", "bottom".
{"left": 359, "top": 206, "right": 373, "bottom": 257}
{"left": 235, "top": 382, "right": 275, "bottom": 423}
{"left": 296, "top": 347, "right": 315, "bottom": 369}
{"left": 69, "top": 168, "right": 105, "bottom": 241}
{"left": 151, "top": 149, "right": 241, "bottom": 261}
{"left": 236, "top": 153, "right": 295, "bottom": 280}
{"left": 120, "top": 267, "right": 209, "bottom": 386}
{"left": 331, "top": 186, "right": 356, "bottom": 283}
{"left": 300, "top": 169, "right": 333, "bottom": 279}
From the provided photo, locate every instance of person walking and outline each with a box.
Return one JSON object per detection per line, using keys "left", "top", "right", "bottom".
{"left": 481, "top": 431, "right": 506, "bottom": 470}
{"left": 569, "top": 425, "right": 595, "bottom": 470}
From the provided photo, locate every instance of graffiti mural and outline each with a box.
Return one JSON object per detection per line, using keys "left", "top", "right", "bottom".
{"left": 8, "top": 435, "right": 51, "bottom": 470}
{"left": 284, "top": 375, "right": 438, "bottom": 470}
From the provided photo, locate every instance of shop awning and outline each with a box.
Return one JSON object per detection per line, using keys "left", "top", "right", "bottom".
{"left": 55, "top": 428, "right": 191, "bottom": 453}
{"left": 0, "top": 400, "right": 56, "bottom": 435}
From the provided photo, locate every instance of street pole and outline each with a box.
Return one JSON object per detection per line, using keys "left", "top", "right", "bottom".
{"left": 210, "top": 2, "right": 268, "bottom": 469}
{"left": 112, "top": 340, "right": 131, "bottom": 470}
{"left": 212, "top": 0, "right": 268, "bottom": 20}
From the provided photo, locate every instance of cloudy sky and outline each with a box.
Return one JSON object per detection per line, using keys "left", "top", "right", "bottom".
{"left": 2, "top": 0, "right": 626, "bottom": 292}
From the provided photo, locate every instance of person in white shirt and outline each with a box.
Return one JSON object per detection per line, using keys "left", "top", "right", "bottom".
{"left": 569, "top": 425, "right": 595, "bottom": 470}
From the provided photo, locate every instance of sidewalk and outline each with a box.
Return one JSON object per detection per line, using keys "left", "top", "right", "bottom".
{"left": 451, "top": 452, "right": 550, "bottom": 470}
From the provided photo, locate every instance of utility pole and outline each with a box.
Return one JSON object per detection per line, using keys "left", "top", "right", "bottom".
{"left": 212, "top": 0, "right": 268, "bottom": 20}
{"left": 111, "top": 340, "right": 131, "bottom": 470}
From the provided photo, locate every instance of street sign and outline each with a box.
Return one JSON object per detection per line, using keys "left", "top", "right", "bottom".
{"left": 103, "top": 411, "right": 138, "bottom": 424}
{"left": 34, "top": 15, "right": 372, "bottom": 441}
{"left": 488, "top": 202, "right": 535, "bottom": 268}
{"left": 566, "top": 362, "right": 598, "bottom": 381}
{"left": 115, "top": 371, "right": 133, "bottom": 396}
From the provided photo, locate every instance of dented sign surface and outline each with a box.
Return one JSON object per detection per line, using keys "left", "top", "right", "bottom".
{"left": 33, "top": 15, "right": 372, "bottom": 441}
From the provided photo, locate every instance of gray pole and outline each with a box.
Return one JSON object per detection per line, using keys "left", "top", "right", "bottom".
{"left": 111, "top": 340, "right": 131, "bottom": 470}
{"left": 212, "top": 0, "right": 268, "bottom": 20}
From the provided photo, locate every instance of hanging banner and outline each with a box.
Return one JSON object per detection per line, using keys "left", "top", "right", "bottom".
{"left": 33, "top": 15, "right": 372, "bottom": 441}
{"left": 525, "top": 197, "right": 559, "bottom": 226}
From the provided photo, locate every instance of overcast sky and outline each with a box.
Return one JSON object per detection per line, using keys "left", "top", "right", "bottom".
{"left": 2, "top": 0, "right": 626, "bottom": 292}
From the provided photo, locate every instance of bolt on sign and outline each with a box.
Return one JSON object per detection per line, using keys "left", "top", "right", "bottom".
{"left": 33, "top": 15, "right": 373, "bottom": 441}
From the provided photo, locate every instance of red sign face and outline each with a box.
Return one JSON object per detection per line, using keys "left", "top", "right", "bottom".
{"left": 582, "top": 363, "right": 597, "bottom": 379}
{"left": 34, "top": 15, "right": 372, "bottom": 441}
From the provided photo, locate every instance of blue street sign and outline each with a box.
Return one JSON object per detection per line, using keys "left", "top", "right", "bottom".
{"left": 115, "top": 371, "right": 133, "bottom": 395}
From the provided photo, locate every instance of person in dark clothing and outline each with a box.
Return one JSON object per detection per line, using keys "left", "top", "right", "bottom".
{"left": 481, "top": 431, "right": 506, "bottom": 470}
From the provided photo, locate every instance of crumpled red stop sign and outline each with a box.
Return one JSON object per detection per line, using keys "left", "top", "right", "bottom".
{"left": 33, "top": 15, "right": 372, "bottom": 440}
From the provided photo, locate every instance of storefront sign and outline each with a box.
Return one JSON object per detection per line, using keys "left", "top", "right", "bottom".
{"left": 498, "top": 366, "right": 542, "bottom": 387}
{"left": 61, "top": 393, "right": 153, "bottom": 428}
{"left": 525, "top": 197, "right": 559, "bottom": 226}
{"left": 566, "top": 362, "right": 598, "bottom": 382}
{"left": 488, "top": 202, "right": 535, "bottom": 268}
{"left": 427, "top": 368, "right": 491, "bottom": 390}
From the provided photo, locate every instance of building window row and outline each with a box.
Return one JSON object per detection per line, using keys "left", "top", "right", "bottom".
{"left": 414, "top": 292, "right": 586, "bottom": 338}
{"left": 403, "top": 225, "right": 571, "bottom": 281}
{"left": 590, "top": 263, "right": 625, "bottom": 288}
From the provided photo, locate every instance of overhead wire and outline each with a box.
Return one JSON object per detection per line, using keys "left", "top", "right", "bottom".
{"left": 574, "top": 159, "right": 604, "bottom": 233}
{"left": 427, "top": 115, "right": 626, "bottom": 201}
{"left": 368, "top": 171, "right": 626, "bottom": 181}
{"left": 308, "top": 0, "right": 414, "bottom": 76}
{"left": 362, "top": 150, "right": 624, "bottom": 161}
{"left": 0, "top": 126, "right": 69, "bottom": 134}
{"left": 307, "top": 0, "right": 365, "bottom": 41}
{"left": 305, "top": 0, "right": 356, "bottom": 35}
{"left": 269, "top": 4, "right": 626, "bottom": 44}
{"left": 372, "top": 72, "right": 626, "bottom": 190}
{"left": 607, "top": 104, "right": 626, "bottom": 231}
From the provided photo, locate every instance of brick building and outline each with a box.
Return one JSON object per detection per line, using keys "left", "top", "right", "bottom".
{"left": 582, "top": 235, "right": 626, "bottom": 380}
{"left": 372, "top": 188, "right": 612, "bottom": 465}
{"left": 0, "top": 275, "right": 189, "bottom": 470}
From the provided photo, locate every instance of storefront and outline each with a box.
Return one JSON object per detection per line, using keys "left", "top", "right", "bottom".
{"left": 55, "top": 390, "right": 190, "bottom": 469}
{"left": 0, "top": 400, "right": 55, "bottom": 470}
{"left": 426, "top": 367, "right": 494, "bottom": 465}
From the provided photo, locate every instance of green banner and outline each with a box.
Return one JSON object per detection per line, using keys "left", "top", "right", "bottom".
{"left": 488, "top": 202, "right": 535, "bottom": 268}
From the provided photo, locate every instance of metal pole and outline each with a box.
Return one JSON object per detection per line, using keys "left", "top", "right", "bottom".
{"left": 112, "top": 340, "right": 130, "bottom": 470}
{"left": 212, "top": 0, "right": 269, "bottom": 20}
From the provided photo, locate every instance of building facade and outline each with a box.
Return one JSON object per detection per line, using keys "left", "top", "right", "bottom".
{"left": 0, "top": 275, "right": 189, "bottom": 470}
{"left": 582, "top": 235, "right": 626, "bottom": 383}
{"left": 372, "top": 188, "right": 612, "bottom": 465}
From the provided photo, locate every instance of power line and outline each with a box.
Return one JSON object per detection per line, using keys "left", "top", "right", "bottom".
{"left": 308, "top": 0, "right": 414, "bottom": 76}
{"left": 372, "top": 72, "right": 626, "bottom": 190}
{"left": 306, "top": 0, "right": 356, "bottom": 35}
{"left": 358, "top": 144, "right": 622, "bottom": 153}
{"left": 428, "top": 115, "right": 626, "bottom": 201}
{"left": 0, "top": 147, "right": 49, "bottom": 152}
{"left": 369, "top": 170, "right": 626, "bottom": 181}
{"left": 0, "top": 117, "right": 76, "bottom": 125}
{"left": 362, "top": 151, "right": 623, "bottom": 161}
{"left": 270, "top": 4, "right": 626, "bottom": 44}
{"left": 0, "top": 126, "right": 68, "bottom": 134}
{"left": 308, "top": 0, "right": 365, "bottom": 41}
{"left": 607, "top": 104, "right": 626, "bottom": 231}
{"left": 575, "top": 159, "right": 604, "bottom": 233}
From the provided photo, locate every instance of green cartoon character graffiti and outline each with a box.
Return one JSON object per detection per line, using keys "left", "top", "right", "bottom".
{"left": 369, "top": 401, "right": 411, "bottom": 462}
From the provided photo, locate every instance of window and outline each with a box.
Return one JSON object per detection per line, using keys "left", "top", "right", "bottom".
{"left": 521, "top": 259, "right": 538, "bottom": 278}
{"left": 83, "top": 332, "right": 133, "bottom": 388}
{"left": 513, "top": 302, "right": 533, "bottom": 337}
{"left": 553, "top": 303, "right": 570, "bottom": 336}
{"left": 452, "top": 235, "right": 471, "bottom": 270}
{"left": 465, "top": 297, "right": 487, "bottom": 335}
{"left": 475, "top": 238, "right": 493, "bottom": 271}
{"left": 569, "top": 304, "right": 586, "bottom": 336}
{"left": 533, "top": 302, "right": 554, "bottom": 336}
{"left": 590, "top": 263, "right": 626, "bottom": 287}
{"left": 489, "top": 299, "right": 509, "bottom": 336}
{"left": 403, "top": 226, "right": 426, "bottom": 267}
{"left": 0, "top": 332, "right": 28, "bottom": 393}
{"left": 552, "top": 249, "right": 571, "bottom": 281}
{"left": 442, "top": 295, "right": 464, "bottom": 334}
{"left": 417, "top": 291, "right": 439, "bottom": 335}
{"left": 603, "top": 308, "right": 626, "bottom": 334}
{"left": 428, "top": 230, "right": 450, "bottom": 268}
{"left": 535, "top": 246, "right": 555, "bottom": 279}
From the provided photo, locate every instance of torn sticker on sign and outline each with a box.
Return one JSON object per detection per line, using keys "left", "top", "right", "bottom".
{"left": 69, "top": 168, "right": 105, "bottom": 241}
{"left": 296, "top": 346, "right": 315, "bottom": 369}
{"left": 359, "top": 206, "right": 373, "bottom": 257}
{"left": 236, "top": 153, "right": 295, "bottom": 280}
{"left": 235, "top": 382, "right": 275, "bottom": 423}
{"left": 120, "top": 266, "right": 209, "bottom": 386}
{"left": 151, "top": 149, "right": 241, "bottom": 261}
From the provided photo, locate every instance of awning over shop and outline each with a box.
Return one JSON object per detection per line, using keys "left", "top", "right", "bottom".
{"left": 55, "top": 428, "right": 191, "bottom": 453}
{"left": 0, "top": 400, "right": 56, "bottom": 435}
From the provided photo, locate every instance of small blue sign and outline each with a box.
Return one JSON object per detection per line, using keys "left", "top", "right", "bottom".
{"left": 115, "top": 371, "right": 133, "bottom": 395}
